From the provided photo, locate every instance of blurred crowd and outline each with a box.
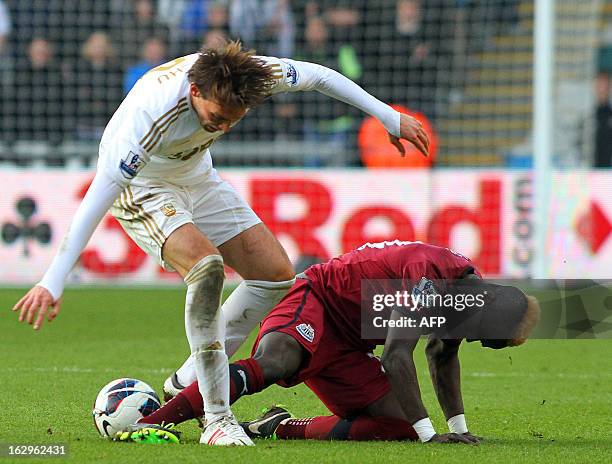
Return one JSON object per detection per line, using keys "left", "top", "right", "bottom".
{"left": 0, "top": 0, "right": 557, "bottom": 167}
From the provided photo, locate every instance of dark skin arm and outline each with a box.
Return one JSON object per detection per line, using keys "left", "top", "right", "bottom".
{"left": 380, "top": 311, "right": 473, "bottom": 444}
{"left": 426, "top": 337, "right": 480, "bottom": 443}
{"left": 425, "top": 337, "right": 464, "bottom": 420}
{"left": 380, "top": 325, "right": 427, "bottom": 425}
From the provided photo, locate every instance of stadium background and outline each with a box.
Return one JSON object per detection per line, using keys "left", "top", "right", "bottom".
{"left": 0, "top": 1, "right": 610, "bottom": 285}
{"left": 0, "top": 2, "right": 611, "bottom": 462}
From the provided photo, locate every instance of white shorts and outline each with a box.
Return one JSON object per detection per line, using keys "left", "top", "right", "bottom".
{"left": 110, "top": 169, "right": 261, "bottom": 271}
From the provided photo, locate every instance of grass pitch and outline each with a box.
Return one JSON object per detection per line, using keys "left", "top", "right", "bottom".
{"left": 1, "top": 287, "right": 611, "bottom": 463}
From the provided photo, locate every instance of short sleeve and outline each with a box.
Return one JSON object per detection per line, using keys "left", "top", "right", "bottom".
{"left": 441, "top": 248, "right": 481, "bottom": 279}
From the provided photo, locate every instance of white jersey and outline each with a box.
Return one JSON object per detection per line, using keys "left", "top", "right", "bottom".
{"left": 97, "top": 53, "right": 306, "bottom": 187}
{"left": 39, "top": 51, "right": 401, "bottom": 299}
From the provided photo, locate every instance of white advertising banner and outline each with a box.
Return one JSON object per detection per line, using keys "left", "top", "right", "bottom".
{"left": 0, "top": 169, "right": 610, "bottom": 285}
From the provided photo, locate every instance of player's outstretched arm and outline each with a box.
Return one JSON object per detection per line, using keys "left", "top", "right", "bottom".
{"left": 272, "top": 58, "right": 429, "bottom": 157}
{"left": 12, "top": 172, "right": 123, "bottom": 330}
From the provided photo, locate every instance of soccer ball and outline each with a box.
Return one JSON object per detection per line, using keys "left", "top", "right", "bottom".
{"left": 92, "top": 378, "right": 161, "bottom": 437}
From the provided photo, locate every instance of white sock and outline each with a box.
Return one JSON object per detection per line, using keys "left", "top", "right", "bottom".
{"left": 176, "top": 277, "right": 295, "bottom": 387}
{"left": 175, "top": 356, "right": 195, "bottom": 388}
{"left": 184, "top": 254, "right": 230, "bottom": 420}
{"left": 224, "top": 278, "right": 296, "bottom": 355}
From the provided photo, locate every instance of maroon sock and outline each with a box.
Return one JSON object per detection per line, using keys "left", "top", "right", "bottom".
{"left": 348, "top": 416, "right": 418, "bottom": 441}
{"left": 138, "top": 390, "right": 197, "bottom": 425}
{"left": 138, "top": 358, "right": 266, "bottom": 426}
{"left": 229, "top": 358, "right": 266, "bottom": 402}
{"left": 276, "top": 415, "right": 418, "bottom": 441}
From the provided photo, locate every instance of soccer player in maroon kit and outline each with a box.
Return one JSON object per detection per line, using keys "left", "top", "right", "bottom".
{"left": 120, "top": 240, "right": 539, "bottom": 444}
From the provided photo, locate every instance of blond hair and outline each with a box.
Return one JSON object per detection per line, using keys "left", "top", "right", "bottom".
{"left": 509, "top": 295, "right": 541, "bottom": 346}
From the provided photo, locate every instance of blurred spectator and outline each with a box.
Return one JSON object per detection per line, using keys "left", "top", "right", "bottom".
{"left": 123, "top": 37, "right": 167, "bottom": 94}
{"left": 201, "top": 29, "right": 228, "bottom": 50}
{"left": 321, "top": 1, "right": 361, "bottom": 28}
{"left": 315, "top": 0, "right": 365, "bottom": 50}
{"left": 180, "top": 0, "right": 211, "bottom": 50}
{"left": 365, "top": 0, "right": 443, "bottom": 121}
{"left": 65, "top": 32, "right": 123, "bottom": 140}
{"left": 597, "top": 22, "right": 612, "bottom": 75}
{"left": 9, "top": 38, "right": 64, "bottom": 143}
{"left": 157, "top": 0, "right": 187, "bottom": 52}
{"left": 229, "top": 0, "right": 294, "bottom": 57}
{"left": 295, "top": 15, "right": 362, "bottom": 165}
{"left": 114, "top": 0, "right": 170, "bottom": 67}
{"left": 160, "top": 0, "right": 228, "bottom": 53}
{"left": 222, "top": 1, "right": 294, "bottom": 145}
{"left": 0, "top": 0, "right": 10, "bottom": 55}
{"left": 594, "top": 72, "right": 612, "bottom": 167}
{"left": 457, "top": 1, "right": 519, "bottom": 53}
{"left": 6, "top": 1, "right": 114, "bottom": 61}
{"left": 207, "top": 2, "right": 228, "bottom": 30}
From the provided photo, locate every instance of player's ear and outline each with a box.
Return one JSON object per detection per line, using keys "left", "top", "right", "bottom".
{"left": 508, "top": 295, "right": 541, "bottom": 346}
{"left": 189, "top": 82, "right": 201, "bottom": 98}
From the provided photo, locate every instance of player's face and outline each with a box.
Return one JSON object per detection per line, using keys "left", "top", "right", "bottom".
{"left": 189, "top": 83, "right": 247, "bottom": 134}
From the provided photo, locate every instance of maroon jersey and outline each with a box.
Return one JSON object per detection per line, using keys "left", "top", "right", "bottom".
{"left": 304, "top": 240, "right": 480, "bottom": 350}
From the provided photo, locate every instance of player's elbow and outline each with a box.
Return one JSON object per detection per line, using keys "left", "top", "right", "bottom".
{"left": 306, "top": 62, "right": 336, "bottom": 92}
{"left": 425, "top": 338, "right": 459, "bottom": 364}
{"left": 381, "top": 347, "right": 412, "bottom": 374}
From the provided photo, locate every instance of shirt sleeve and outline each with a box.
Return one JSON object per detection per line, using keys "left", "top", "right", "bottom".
{"left": 443, "top": 248, "right": 481, "bottom": 279}
{"left": 96, "top": 93, "right": 156, "bottom": 188}
{"left": 261, "top": 56, "right": 401, "bottom": 137}
{"left": 37, "top": 172, "right": 124, "bottom": 300}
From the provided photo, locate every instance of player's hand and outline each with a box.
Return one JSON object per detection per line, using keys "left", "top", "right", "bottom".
{"left": 427, "top": 433, "right": 478, "bottom": 444}
{"left": 12, "top": 285, "right": 62, "bottom": 330}
{"left": 389, "top": 113, "right": 429, "bottom": 158}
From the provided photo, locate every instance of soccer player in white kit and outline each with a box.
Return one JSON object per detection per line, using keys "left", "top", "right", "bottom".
{"left": 12, "top": 41, "right": 430, "bottom": 446}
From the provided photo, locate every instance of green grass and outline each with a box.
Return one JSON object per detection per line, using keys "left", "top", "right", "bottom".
{"left": 1, "top": 288, "right": 611, "bottom": 463}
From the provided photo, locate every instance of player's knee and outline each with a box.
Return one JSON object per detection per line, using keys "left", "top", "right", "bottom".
{"left": 268, "top": 261, "right": 295, "bottom": 283}
{"left": 184, "top": 254, "right": 225, "bottom": 286}
{"left": 163, "top": 225, "right": 219, "bottom": 277}
{"left": 253, "top": 332, "right": 304, "bottom": 384}
{"left": 181, "top": 244, "right": 221, "bottom": 274}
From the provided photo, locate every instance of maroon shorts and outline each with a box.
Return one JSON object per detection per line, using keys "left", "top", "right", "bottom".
{"left": 252, "top": 278, "right": 391, "bottom": 418}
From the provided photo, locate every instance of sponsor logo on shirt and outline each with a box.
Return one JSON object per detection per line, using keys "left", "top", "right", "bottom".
{"left": 296, "top": 323, "right": 315, "bottom": 343}
{"left": 119, "top": 151, "right": 143, "bottom": 179}
{"left": 286, "top": 63, "right": 298, "bottom": 86}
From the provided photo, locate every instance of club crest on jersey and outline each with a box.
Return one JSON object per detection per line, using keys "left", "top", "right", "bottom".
{"left": 160, "top": 204, "right": 176, "bottom": 217}
{"left": 286, "top": 63, "right": 298, "bottom": 86}
{"left": 296, "top": 323, "right": 315, "bottom": 343}
{"left": 411, "top": 277, "right": 438, "bottom": 309}
{"left": 119, "top": 151, "right": 142, "bottom": 179}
